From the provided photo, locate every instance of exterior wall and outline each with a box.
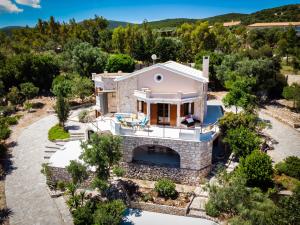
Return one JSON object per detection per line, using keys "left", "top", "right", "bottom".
{"left": 122, "top": 135, "right": 212, "bottom": 171}
{"left": 121, "top": 162, "right": 211, "bottom": 185}
{"left": 137, "top": 67, "right": 201, "bottom": 94}
{"left": 116, "top": 76, "right": 138, "bottom": 113}
{"left": 107, "top": 93, "right": 117, "bottom": 112}
{"left": 102, "top": 77, "right": 117, "bottom": 90}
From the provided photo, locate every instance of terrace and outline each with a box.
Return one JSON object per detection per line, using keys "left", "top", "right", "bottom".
{"left": 88, "top": 104, "right": 223, "bottom": 142}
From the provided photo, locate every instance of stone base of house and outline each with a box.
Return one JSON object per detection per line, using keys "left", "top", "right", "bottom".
{"left": 121, "top": 162, "right": 211, "bottom": 186}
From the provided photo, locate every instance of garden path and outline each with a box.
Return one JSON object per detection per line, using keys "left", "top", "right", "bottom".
{"left": 5, "top": 115, "right": 67, "bottom": 225}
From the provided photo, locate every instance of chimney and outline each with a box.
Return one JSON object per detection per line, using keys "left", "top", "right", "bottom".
{"left": 202, "top": 56, "right": 209, "bottom": 78}
{"left": 118, "top": 70, "right": 122, "bottom": 74}
{"left": 104, "top": 70, "right": 108, "bottom": 74}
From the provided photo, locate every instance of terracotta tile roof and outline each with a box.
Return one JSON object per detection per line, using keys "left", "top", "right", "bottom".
{"left": 248, "top": 22, "right": 300, "bottom": 27}
{"left": 223, "top": 21, "right": 241, "bottom": 27}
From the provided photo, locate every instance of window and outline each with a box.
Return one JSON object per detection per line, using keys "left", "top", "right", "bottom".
{"left": 154, "top": 74, "right": 163, "bottom": 83}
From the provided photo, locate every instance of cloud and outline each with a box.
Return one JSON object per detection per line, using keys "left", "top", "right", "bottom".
{"left": 15, "top": 0, "right": 41, "bottom": 8}
{"left": 0, "top": 0, "right": 23, "bottom": 13}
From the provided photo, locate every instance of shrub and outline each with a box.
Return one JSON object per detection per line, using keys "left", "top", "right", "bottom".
{"left": 93, "top": 200, "right": 126, "bottom": 225}
{"left": 5, "top": 116, "right": 19, "bottom": 125}
{"left": 154, "top": 178, "right": 177, "bottom": 199}
{"left": 91, "top": 178, "right": 109, "bottom": 193}
{"left": 57, "top": 180, "right": 66, "bottom": 191}
{"left": 73, "top": 203, "right": 94, "bottom": 225}
{"left": 0, "top": 105, "right": 15, "bottom": 116}
{"left": 78, "top": 110, "right": 89, "bottom": 123}
{"left": 0, "top": 121, "right": 11, "bottom": 140}
{"left": 24, "top": 102, "right": 33, "bottom": 111}
{"left": 205, "top": 201, "right": 221, "bottom": 217}
{"left": 219, "top": 112, "right": 264, "bottom": 136}
{"left": 66, "top": 160, "right": 88, "bottom": 185}
{"left": 106, "top": 54, "right": 135, "bottom": 73}
{"left": 48, "top": 124, "right": 70, "bottom": 141}
{"left": 112, "top": 166, "right": 125, "bottom": 177}
{"left": 141, "top": 193, "right": 153, "bottom": 202}
{"left": 275, "top": 156, "right": 300, "bottom": 180}
{"left": 238, "top": 150, "right": 273, "bottom": 188}
{"left": 223, "top": 126, "right": 261, "bottom": 158}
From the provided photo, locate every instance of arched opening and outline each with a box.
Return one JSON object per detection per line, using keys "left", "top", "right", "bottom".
{"left": 132, "top": 145, "right": 180, "bottom": 168}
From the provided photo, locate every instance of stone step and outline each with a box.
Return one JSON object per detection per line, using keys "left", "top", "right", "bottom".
{"left": 187, "top": 209, "right": 207, "bottom": 217}
{"left": 45, "top": 145, "right": 61, "bottom": 150}
{"left": 44, "top": 149, "right": 57, "bottom": 153}
{"left": 189, "top": 196, "right": 208, "bottom": 211}
{"left": 70, "top": 133, "right": 85, "bottom": 136}
{"left": 44, "top": 156, "right": 51, "bottom": 160}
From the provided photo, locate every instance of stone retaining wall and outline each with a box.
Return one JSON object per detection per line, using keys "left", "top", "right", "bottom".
{"left": 122, "top": 135, "right": 213, "bottom": 171}
{"left": 130, "top": 201, "right": 188, "bottom": 216}
{"left": 121, "top": 162, "right": 211, "bottom": 185}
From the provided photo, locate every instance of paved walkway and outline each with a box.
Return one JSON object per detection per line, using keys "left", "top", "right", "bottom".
{"left": 122, "top": 209, "right": 218, "bottom": 225}
{"left": 259, "top": 112, "right": 300, "bottom": 163}
{"left": 5, "top": 115, "right": 66, "bottom": 225}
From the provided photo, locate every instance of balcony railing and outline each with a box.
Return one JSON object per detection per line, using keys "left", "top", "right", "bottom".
{"left": 89, "top": 117, "right": 218, "bottom": 142}
{"left": 134, "top": 89, "right": 201, "bottom": 101}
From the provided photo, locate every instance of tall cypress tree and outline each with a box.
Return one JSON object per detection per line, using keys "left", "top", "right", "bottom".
{"left": 55, "top": 93, "right": 70, "bottom": 128}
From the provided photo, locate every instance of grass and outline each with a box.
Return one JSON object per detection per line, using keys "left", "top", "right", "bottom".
{"left": 48, "top": 124, "right": 70, "bottom": 141}
{"left": 274, "top": 174, "right": 300, "bottom": 191}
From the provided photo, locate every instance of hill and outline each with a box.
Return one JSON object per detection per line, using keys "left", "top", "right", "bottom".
{"left": 242, "top": 4, "right": 300, "bottom": 24}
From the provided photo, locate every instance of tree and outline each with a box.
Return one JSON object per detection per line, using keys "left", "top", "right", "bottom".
{"left": 106, "top": 54, "right": 135, "bottom": 73}
{"left": 282, "top": 83, "right": 300, "bottom": 110}
{"left": 218, "top": 112, "right": 264, "bottom": 137}
{"left": 275, "top": 156, "right": 300, "bottom": 179}
{"left": 223, "top": 126, "right": 261, "bottom": 158}
{"left": 72, "top": 42, "right": 108, "bottom": 76}
{"left": 80, "top": 133, "right": 122, "bottom": 180}
{"left": 112, "top": 26, "right": 126, "bottom": 53}
{"left": 154, "top": 37, "right": 182, "bottom": 62}
{"left": 51, "top": 75, "right": 73, "bottom": 98}
{"left": 66, "top": 160, "right": 88, "bottom": 185}
{"left": 20, "top": 82, "right": 39, "bottom": 101}
{"left": 93, "top": 200, "right": 126, "bottom": 225}
{"left": 6, "top": 87, "right": 24, "bottom": 105}
{"left": 223, "top": 77, "right": 257, "bottom": 113}
{"left": 238, "top": 150, "right": 273, "bottom": 188}
{"left": 72, "top": 75, "right": 93, "bottom": 102}
{"left": 55, "top": 93, "right": 70, "bottom": 128}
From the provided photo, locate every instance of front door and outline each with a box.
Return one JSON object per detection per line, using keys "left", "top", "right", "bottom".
{"left": 157, "top": 103, "right": 170, "bottom": 125}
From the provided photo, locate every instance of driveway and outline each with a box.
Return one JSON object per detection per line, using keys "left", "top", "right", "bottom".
{"left": 208, "top": 100, "right": 300, "bottom": 163}
{"left": 259, "top": 112, "right": 300, "bottom": 163}
{"left": 122, "top": 209, "right": 218, "bottom": 225}
{"left": 5, "top": 115, "right": 65, "bottom": 225}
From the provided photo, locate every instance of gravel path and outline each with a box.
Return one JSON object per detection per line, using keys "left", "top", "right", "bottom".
{"left": 5, "top": 115, "right": 65, "bottom": 225}
{"left": 259, "top": 112, "right": 300, "bottom": 163}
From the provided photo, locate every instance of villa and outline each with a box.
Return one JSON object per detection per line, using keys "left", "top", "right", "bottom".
{"left": 85, "top": 57, "right": 223, "bottom": 185}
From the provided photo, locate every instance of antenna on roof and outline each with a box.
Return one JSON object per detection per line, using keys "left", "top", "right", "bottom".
{"left": 151, "top": 54, "right": 157, "bottom": 65}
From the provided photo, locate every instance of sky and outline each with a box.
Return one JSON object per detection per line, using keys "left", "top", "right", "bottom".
{"left": 0, "top": 0, "right": 299, "bottom": 28}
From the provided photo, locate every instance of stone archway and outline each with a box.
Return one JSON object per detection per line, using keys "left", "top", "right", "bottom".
{"left": 132, "top": 145, "right": 180, "bottom": 168}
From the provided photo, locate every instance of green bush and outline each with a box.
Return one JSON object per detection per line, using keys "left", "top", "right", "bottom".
{"left": 141, "top": 193, "right": 153, "bottom": 202}
{"left": 93, "top": 200, "right": 126, "bottom": 225}
{"left": 78, "top": 110, "right": 89, "bottom": 123}
{"left": 154, "top": 178, "right": 177, "bottom": 199}
{"left": 0, "top": 105, "right": 16, "bottom": 116}
{"left": 238, "top": 150, "right": 273, "bottom": 188}
{"left": 66, "top": 160, "right": 88, "bottom": 184}
{"left": 112, "top": 166, "right": 125, "bottom": 177}
{"left": 223, "top": 126, "right": 261, "bottom": 158}
{"left": 0, "top": 121, "right": 11, "bottom": 140}
{"left": 73, "top": 203, "right": 94, "bottom": 225}
{"left": 106, "top": 54, "right": 135, "bottom": 73}
{"left": 275, "top": 156, "right": 300, "bottom": 180}
{"left": 5, "top": 116, "right": 19, "bottom": 125}
{"left": 48, "top": 124, "right": 70, "bottom": 141}
{"left": 205, "top": 201, "right": 221, "bottom": 217}
{"left": 57, "top": 180, "right": 66, "bottom": 191}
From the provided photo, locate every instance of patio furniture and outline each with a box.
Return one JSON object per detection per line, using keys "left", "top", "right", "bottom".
{"left": 138, "top": 117, "right": 149, "bottom": 130}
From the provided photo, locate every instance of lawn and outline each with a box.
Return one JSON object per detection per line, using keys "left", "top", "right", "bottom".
{"left": 48, "top": 124, "right": 70, "bottom": 141}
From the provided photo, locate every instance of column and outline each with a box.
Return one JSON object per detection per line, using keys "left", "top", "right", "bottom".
{"left": 146, "top": 101, "right": 150, "bottom": 119}
{"left": 177, "top": 102, "right": 181, "bottom": 127}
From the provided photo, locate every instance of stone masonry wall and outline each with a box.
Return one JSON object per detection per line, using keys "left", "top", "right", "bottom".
{"left": 117, "top": 76, "right": 138, "bottom": 113}
{"left": 121, "top": 162, "right": 211, "bottom": 185}
{"left": 122, "top": 135, "right": 212, "bottom": 171}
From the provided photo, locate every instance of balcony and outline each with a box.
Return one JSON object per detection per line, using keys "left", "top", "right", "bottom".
{"left": 88, "top": 116, "right": 218, "bottom": 142}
